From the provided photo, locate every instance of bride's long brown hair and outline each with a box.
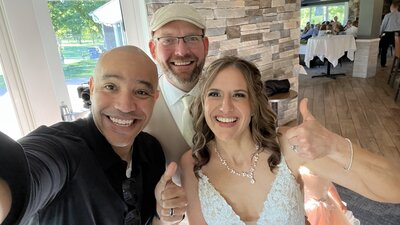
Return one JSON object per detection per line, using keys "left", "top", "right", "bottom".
{"left": 190, "top": 56, "right": 281, "bottom": 178}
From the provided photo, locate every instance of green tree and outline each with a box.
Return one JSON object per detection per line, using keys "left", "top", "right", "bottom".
{"left": 301, "top": 8, "right": 311, "bottom": 29}
{"left": 300, "top": 3, "right": 346, "bottom": 28}
{"left": 328, "top": 5, "right": 345, "bottom": 24}
{"left": 48, "top": 0, "right": 105, "bottom": 44}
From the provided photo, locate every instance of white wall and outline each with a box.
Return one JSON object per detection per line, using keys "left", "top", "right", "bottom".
{"left": 120, "top": 0, "right": 151, "bottom": 55}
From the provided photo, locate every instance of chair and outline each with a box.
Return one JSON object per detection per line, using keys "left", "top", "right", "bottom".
{"left": 388, "top": 32, "right": 400, "bottom": 88}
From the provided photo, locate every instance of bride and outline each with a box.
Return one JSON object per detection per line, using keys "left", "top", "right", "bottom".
{"left": 180, "top": 56, "right": 400, "bottom": 225}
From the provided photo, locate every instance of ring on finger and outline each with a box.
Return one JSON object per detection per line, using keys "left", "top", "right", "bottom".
{"left": 169, "top": 208, "right": 174, "bottom": 217}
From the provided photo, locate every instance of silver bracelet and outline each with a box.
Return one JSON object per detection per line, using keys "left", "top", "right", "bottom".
{"left": 344, "top": 138, "right": 354, "bottom": 171}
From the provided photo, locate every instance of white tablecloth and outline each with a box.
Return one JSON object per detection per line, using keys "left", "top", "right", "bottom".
{"left": 304, "top": 35, "right": 357, "bottom": 68}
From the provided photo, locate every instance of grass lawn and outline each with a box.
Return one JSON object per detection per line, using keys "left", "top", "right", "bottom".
{"left": 61, "top": 45, "right": 102, "bottom": 59}
{"left": 61, "top": 44, "right": 101, "bottom": 82}
{"left": 63, "top": 59, "right": 97, "bottom": 80}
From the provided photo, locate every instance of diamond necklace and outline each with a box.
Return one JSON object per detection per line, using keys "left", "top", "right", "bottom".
{"left": 214, "top": 144, "right": 260, "bottom": 184}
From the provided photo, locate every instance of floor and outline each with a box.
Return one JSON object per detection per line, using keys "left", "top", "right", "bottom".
{"left": 297, "top": 58, "right": 400, "bottom": 224}
{"left": 297, "top": 58, "right": 400, "bottom": 162}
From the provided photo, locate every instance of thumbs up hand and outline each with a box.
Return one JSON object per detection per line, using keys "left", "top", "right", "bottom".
{"left": 286, "top": 98, "right": 342, "bottom": 160}
{"left": 154, "top": 162, "right": 187, "bottom": 224}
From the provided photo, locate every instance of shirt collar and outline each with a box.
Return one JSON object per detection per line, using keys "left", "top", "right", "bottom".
{"left": 160, "top": 75, "right": 199, "bottom": 105}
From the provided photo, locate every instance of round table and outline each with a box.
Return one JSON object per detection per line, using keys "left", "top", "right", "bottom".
{"left": 268, "top": 90, "right": 298, "bottom": 124}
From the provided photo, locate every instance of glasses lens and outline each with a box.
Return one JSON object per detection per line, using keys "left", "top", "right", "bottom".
{"left": 123, "top": 179, "right": 139, "bottom": 204}
{"left": 124, "top": 208, "right": 141, "bottom": 225}
{"left": 184, "top": 35, "right": 203, "bottom": 43}
{"left": 158, "top": 37, "right": 177, "bottom": 46}
{"left": 157, "top": 35, "right": 203, "bottom": 47}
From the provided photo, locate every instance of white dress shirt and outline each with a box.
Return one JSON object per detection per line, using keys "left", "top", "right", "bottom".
{"left": 345, "top": 26, "right": 358, "bottom": 38}
{"left": 159, "top": 75, "right": 198, "bottom": 134}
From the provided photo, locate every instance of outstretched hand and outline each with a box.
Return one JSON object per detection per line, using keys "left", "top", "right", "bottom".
{"left": 154, "top": 162, "right": 187, "bottom": 224}
{"left": 285, "top": 98, "right": 341, "bottom": 160}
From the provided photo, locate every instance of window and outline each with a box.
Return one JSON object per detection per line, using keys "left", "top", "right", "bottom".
{"left": 48, "top": 0, "right": 127, "bottom": 115}
{"left": 0, "top": 0, "right": 149, "bottom": 135}
{"left": 0, "top": 65, "right": 22, "bottom": 139}
{"left": 301, "top": 2, "right": 349, "bottom": 29}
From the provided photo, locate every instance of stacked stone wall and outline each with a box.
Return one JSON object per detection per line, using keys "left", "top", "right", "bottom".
{"left": 146, "top": 0, "right": 301, "bottom": 125}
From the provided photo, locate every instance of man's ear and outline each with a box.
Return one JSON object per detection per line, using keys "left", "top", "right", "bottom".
{"left": 89, "top": 76, "right": 94, "bottom": 95}
{"left": 149, "top": 40, "right": 157, "bottom": 60}
{"left": 203, "top": 36, "right": 210, "bottom": 56}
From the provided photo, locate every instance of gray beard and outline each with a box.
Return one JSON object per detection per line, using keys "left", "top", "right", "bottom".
{"left": 162, "top": 62, "right": 204, "bottom": 87}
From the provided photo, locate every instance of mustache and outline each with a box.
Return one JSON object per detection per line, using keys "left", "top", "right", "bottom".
{"left": 169, "top": 55, "right": 198, "bottom": 62}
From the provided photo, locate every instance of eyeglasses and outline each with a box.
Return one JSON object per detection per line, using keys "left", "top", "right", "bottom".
{"left": 155, "top": 35, "right": 204, "bottom": 47}
{"left": 122, "top": 177, "right": 141, "bottom": 225}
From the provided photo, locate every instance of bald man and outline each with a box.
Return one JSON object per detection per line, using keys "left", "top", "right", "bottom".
{"left": 0, "top": 46, "right": 187, "bottom": 225}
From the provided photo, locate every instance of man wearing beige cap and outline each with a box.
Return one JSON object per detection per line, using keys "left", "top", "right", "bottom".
{"left": 146, "top": 3, "right": 209, "bottom": 176}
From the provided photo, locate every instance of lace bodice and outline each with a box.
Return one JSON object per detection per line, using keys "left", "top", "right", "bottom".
{"left": 198, "top": 158, "right": 305, "bottom": 225}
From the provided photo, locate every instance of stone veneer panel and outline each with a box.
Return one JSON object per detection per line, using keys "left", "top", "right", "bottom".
{"left": 146, "top": 0, "right": 301, "bottom": 125}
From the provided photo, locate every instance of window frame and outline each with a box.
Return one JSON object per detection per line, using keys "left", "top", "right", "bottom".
{"left": 0, "top": 0, "right": 150, "bottom": 137}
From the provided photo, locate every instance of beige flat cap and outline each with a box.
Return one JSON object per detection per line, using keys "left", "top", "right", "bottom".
{"left": 150, "top": 3, "right": 206, "bottom": 32}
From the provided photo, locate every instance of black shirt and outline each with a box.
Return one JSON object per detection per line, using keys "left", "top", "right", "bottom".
{"left": 2, "top": 115, "right": 165, "bottom": 225}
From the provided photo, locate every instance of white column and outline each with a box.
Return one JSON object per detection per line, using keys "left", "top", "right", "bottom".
{"left": 120, "top": 0, "right": 151, "bottom": 55}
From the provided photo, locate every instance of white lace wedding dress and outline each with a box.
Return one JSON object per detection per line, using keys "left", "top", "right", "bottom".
{"left": 198, "top": 158, "right": 305, "bottom": 225}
